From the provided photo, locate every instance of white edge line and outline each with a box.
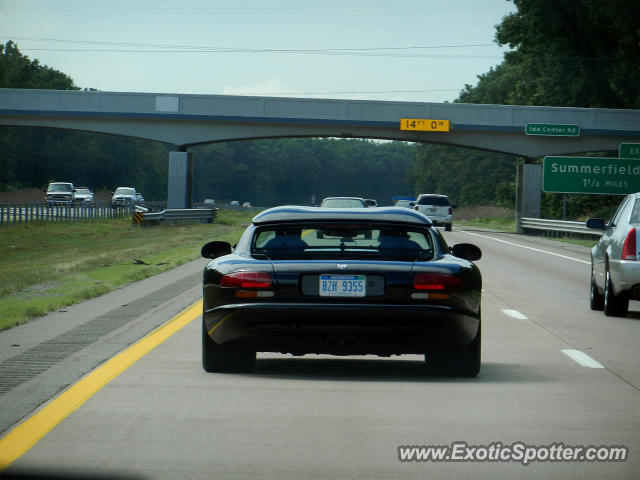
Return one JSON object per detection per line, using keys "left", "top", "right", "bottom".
{"left": 562, "top": 349, "right": 605, "bottom": 368}
{"left": 460, "top": 230, "right": 590, "bottom": 265}
{"left": 502, "top": 309, "right": 529, "bottom": 320}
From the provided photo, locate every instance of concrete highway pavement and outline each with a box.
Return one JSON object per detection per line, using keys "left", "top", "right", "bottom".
{"left": 1, "top": 228, "right": 639, "bottom": 479}
{"left": 0, "top": 257, "right": 209, "bottom": 435}
{"left": 447, "top": 228, "right": 640, "bottom": 389}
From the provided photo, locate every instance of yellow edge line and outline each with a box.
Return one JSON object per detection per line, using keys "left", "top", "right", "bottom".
{"left": 0, "top": 299, "right": 203, "bottom": 470}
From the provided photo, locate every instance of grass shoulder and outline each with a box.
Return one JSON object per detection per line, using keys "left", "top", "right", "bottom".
{"left": 457, "top": 217, "right": 516, "bottom": 233}
{"left": 0, "top": 209, "right": 255, "bottom": 330}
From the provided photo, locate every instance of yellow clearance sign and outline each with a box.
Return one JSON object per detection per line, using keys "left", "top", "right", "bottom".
{"left": 400, "top": 118, "right": 450, "bottom": 132}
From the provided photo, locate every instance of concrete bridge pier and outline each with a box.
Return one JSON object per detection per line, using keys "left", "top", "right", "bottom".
{"left": 515, "top": 163, "right": 542, "bottom": 233}
{"left": 167, "top": 148, "right": 193, "bottom": 209}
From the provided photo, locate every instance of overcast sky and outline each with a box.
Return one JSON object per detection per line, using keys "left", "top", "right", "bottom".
{"left": 0, "top": 0, "right": 516, "bottom": 103}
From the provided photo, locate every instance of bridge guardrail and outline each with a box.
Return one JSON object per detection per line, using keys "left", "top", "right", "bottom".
{"left": 519, "top": 217, "right": 602, "bottom": 238}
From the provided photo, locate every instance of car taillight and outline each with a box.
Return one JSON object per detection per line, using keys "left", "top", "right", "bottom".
{"left": 414, "top": 205, "right": 419, "bottom": 211}
{"left": 413, "top": 273, "right": 463, "bottom": 291}
{"left": 448, "top": 207, "right": 453, "bottom": 215}
{"left": 220, "top": 272, "right": 272, "bottom": 288}
{"left": 622, "top": 228, "right": 638, "bottom": 260}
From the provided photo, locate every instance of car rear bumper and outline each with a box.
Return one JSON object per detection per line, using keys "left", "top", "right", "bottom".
{"left": 204, "top": 302, "right": 480, "bottom": 355}
{"left": 610, "top": 259, "right": 640, "bottom": 297}
{"left": 430, "top": 218, "right": 452, "bottom": 226}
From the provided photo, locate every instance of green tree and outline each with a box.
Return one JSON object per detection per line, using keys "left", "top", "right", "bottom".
{"left": 459, "top": 0, "right": 640, "bottom": 108}
{"left": 441, "top": 0, "right": 640, "bottom": 217}
{"left": 191, "top": 138, "right": 415, "bottom": 206}
{"left": 0, "top": 41, "right": 77, "bottom": 90}
{"left": 408, "top": 144, "right": 520, "bottom": 208}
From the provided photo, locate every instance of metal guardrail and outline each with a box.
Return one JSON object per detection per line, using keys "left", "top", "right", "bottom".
{"left": 0, "top": 202, "right": 133, "bottom": 226}
{"left": 520, "top": 217, "right": 602, "bottom": 237}
{"left": 139, "top": 208, "right": 218, "bottom": 225}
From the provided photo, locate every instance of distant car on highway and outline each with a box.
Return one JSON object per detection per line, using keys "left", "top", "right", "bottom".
{"left": 242, "top": 202, "right": 252, "bottom": 208}
{"left": 111, "top": 187, "right": 138, "bottom": 208}
{"left": 136, "top": 192, "right": 144, "bottom": 204}
{"left": 73, "top": 187, "right": 94, "bottom": 206}
{"left": 587, "top": 192, "right": 640, "bottom": 316}
{"left": 320, "top": 197, "right": 367, "bottom": 208}
{"left": 395, "top": 199, "right": 415, "bottom": 209}
{"left": 414, "top": 194, "right": 454, "bottom": 231}
{"left": 45, "top": 182, "right": 74, "bottom": 206}
{"left": 200, "top": 205, "right": 483, "bottom": 376}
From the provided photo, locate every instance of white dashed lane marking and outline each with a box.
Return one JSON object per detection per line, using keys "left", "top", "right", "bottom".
{"left": 498, "top": 310, "right": 605, "bottom": 368}
{"left": 562, "top": 349, "right": 605, "bottom": 368}
{"left": 501, "top": 309, "right": 529, "bottom": 320}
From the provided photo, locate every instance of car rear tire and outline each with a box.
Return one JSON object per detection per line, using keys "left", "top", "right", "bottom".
{"left": 425, "top": 323, "right": 481, "bottom": 377}
{"left": 590, "top": 268, "right": 604, "bottom": 311}
{"left": 604, "top": 268, "right": 628, "bottom": 317}
{"left": 445, "top": 223, "right": 452, "bottom": 232}
{"left": 202, "top": 319, "right": 255, "bottom": 373}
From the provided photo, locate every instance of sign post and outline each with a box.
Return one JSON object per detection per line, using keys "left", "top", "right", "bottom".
{"left": 543, "top": 156, "right": 640, "bottom": 195}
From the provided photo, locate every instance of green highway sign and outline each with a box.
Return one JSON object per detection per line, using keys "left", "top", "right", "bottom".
{"left": 619, "top": 143, "right": 640, "bottom": 159}
{"left": 543, "top": 156, "right": 640, "bottom": 195}
{"left": 525, "top": 123, "right": 580, "bottom": 137}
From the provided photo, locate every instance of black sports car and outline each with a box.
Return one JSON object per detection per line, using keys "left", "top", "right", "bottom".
{"left": 201, "top": 206, "right": 482, "bottom": 376}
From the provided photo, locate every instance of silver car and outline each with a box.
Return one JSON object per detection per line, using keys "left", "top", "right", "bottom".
{"left": 587, "top": 192, "right": 640, "bottom": 316}
{"left": 111, "top": 186, "right": 137, "bottom": 208}
{"left": 73, "top": 187, "right": 94, "bottom": 206}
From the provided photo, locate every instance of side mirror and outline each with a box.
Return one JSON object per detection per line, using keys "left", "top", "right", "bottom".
{"left": 409, "top": 202, "right": 416, "bottom": 207}
{"left": 201, "top": 241, "right": 232, "bottom": 259}
{"left": 451, "top": 243, "right": 482, "bottom": 261}
{"left": 586, "top": 218, "right": 606, "bottom": 230}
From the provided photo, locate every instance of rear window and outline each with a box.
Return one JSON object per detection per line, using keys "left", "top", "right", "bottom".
{"left": 418, "top": 195, "right": 449, "bottom": 206}
{"left": 321, "top": 198, "right": 366, "bottom": 208}
{"left": 629, "top": 198, "right": 640, "bottom": 224}
{"left": 48, "top": 184, "right": 72, "bottom": 192}
{"left": 252, "top": 223, "right": 434, "bottom": 260}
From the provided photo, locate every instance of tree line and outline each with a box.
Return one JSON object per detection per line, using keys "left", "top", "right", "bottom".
{"left": 0, "top": 41, "right": 416, "bottom": 205}
{"left": 421, "top": 0, "right": 639, "bottom": 219}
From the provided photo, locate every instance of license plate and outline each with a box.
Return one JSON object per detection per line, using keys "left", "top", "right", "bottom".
{"left": 319, "top": 274, "right": 366, "bottom": 297}
{"left": 429, "top": 208, "right": 438, "bottom": 213}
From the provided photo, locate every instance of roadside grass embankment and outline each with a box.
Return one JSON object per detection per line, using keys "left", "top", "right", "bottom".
{"left": 0, "top": 209, "right": 255, "bottom": 330}
{"left": 455, "top": 205, "right": 516, "bottom": 232}
{"left": 455, "top": 205, "right": 598, "bottom": 249}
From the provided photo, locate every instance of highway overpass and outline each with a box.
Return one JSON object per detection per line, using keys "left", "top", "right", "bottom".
{"left": 1, "top": 88, "right": 639, "bottom": 210}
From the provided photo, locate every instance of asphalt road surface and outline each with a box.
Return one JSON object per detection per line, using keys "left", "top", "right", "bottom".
{"left": 1, "top": 227, "right": 638, "bottom": 479}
